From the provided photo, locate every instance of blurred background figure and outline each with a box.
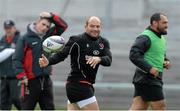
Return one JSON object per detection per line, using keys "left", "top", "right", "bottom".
{"left": 0, "top": 20, "right": 21, "bottom": 110}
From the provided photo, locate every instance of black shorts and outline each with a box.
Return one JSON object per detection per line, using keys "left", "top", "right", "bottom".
{"left": 134, "top": 83, "right": 164, "bottom": 102}
{"left": 66, "top": 82, "right": 94, "bottom": 103}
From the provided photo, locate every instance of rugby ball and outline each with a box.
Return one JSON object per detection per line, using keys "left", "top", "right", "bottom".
{"left": 43, "top": 35, "right": 65, "bottom": 53}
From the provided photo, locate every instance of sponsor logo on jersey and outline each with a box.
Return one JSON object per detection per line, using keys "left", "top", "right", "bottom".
{"left": 32, "top": 41, "right": 38, "bottom": 45}
{"left": 93, "top": 50, "right": 100, "bottom": 55}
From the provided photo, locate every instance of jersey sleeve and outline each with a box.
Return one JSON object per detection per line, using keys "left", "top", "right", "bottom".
{"left": 100, "top": 38, "right": 112, "bottom": 66}
{"left": 48, "top": 36, "right": 76, "bottom": 65}
{"left": 129, "top": 35, "right": 152, "bottom": 73}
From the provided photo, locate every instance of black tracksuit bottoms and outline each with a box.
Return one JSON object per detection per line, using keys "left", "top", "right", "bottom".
{"left": 0, "top": 78, "right": 21, "bottom": 110}
{"left": 21, "top": 76, "right": 55, "bottom": 110}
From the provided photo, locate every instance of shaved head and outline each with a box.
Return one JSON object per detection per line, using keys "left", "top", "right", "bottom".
{"left": 85, "top": 16, "right": 101, "bottom": 26}
{"left": 85, "top": 16, "right": 102, "bottom": 38}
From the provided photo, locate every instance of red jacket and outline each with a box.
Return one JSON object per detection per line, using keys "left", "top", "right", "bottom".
{"left": 13, "top": 13, "right": 68, "bottom": 80}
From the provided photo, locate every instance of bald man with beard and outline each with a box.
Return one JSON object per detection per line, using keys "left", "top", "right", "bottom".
{"left": 39, "top": 16, "right": 112, "bottom": 110}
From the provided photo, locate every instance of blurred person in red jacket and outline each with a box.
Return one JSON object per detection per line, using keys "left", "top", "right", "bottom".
{"left": 13, "top": 12, "right": 68, "bottom": 110}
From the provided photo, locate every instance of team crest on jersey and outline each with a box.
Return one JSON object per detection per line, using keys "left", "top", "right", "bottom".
{"left": 93, "top": 50, "right": 100, "bottom": 55}
{"left": 32, "top": 41, "right": 38, "bottom": 45}
{"left": 99, "top": 43, "right": 104, "bottom": 49}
